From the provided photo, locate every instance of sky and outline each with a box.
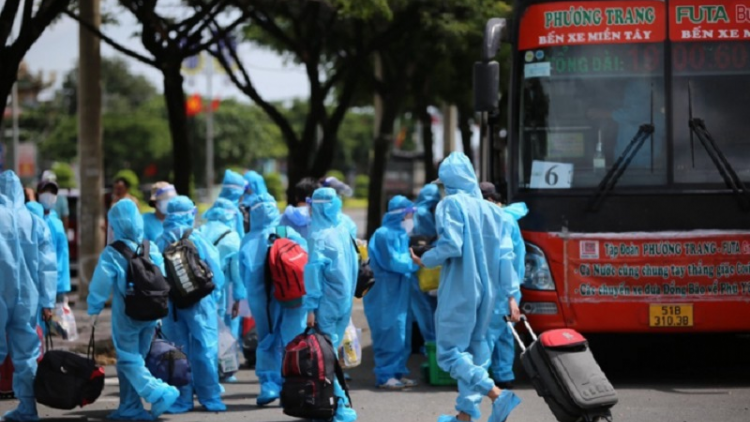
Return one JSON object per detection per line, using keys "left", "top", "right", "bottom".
{"left": 23, "top": 12, "right": 311, "bottom": 102}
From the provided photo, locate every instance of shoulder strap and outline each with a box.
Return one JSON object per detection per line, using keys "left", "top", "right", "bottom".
{"left": 111, "top": 240, "right": 135, "bottom": 260}
{"left": 350, "top": 236, "right": 360, "bottom": 257}
{"left": 213, "top": 230, "right": 233, "bottom": 247}
{"left": 181, "top": 228, "right": 194, "bottom": 241}
{"left": 333, "top": 342, "right": 353, "bottom": 406}
{"left": 141, "top": 240, "right": 151, "bottom": 257}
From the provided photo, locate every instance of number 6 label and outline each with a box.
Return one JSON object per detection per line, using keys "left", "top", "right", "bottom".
{"left": 530, "top": 160, "right": 574, "bottom": 189}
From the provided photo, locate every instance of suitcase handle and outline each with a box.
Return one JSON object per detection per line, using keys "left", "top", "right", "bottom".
{"left": 503, "top": 315, "right": 538, "bottom": 352}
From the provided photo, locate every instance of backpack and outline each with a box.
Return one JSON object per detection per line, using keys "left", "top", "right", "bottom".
{"left": 352, "top": 238, "right": 374, "bottom": 299}
{"left": 111, "top": 241, "right": 170, "bottom": 321}
{"left": 281, "top": 328, "right": 351, "bottom": 419}
{"left": 240, "top": 205, "right": 251, "bottom": 233}
{"left": 34, "top": 328, "right": 105, "bottom": 410}
{"left": 265, "top": 226, "right": 307, "bottom": 309}
{"left": 162, "top": 229, "right": 216, "bottom": 309}
{"left": 146, "top": 328, "right": 191, "bottom": 387}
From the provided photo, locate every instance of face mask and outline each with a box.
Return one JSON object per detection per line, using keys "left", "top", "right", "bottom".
{"left": 401, "top": 218, "right": 414, "bottom": 234}
{"left": 39, "top": 193, "right": 57, "bottom": 211}
{"left": 156, "top": 200, "right": 170, "bottom": 215}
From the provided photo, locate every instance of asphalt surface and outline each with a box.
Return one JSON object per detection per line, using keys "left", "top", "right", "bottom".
{"left": 3, "top": 299, "right": 750, "bottom": 422}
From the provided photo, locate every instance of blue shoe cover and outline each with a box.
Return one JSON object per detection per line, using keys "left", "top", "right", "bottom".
{"left": 109, "top": 408, "right": 155, "bottom": 421}
{"left": 256, "top": 382, "right": 280, "bottom": 406}
{"left": 202, "top": 398, "right": 227, "bottom": 412}
{"left": 221, "top": 375, "right": 238, "bottom": 383}
{"left": 437, "top": 415, "right": 459, "bottom": 422}
{"left": 151, "top": 386, "right": 180, "bottom": 418}
{"left": 488, "top": 390, "right": 521, "bottom": 422}
{"left": 3, "top": 408, "right": 40, "bottom": 422}
{"left": 165, "top": 398, "right": 194, "bottom": 415}
{"left": 334, "top": 405, "right": 357, "bottom": 422}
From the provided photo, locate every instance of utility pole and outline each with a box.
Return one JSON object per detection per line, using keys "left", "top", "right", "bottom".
{"left": 443, "top": 104, "right": 458, "bottom": 157}
{"left": 77, "top": 0, "right": 103, "bottom": 302}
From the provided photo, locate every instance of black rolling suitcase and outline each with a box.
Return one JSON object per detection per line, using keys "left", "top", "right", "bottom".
{"left": 507, "top": 316, "right": 618, "bottom": 422}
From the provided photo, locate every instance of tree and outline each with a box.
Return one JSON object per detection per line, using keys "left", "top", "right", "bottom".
{"left": 65, "top": 1, "right": 248, "bottom": 195}
{"left": 0, "top": 0, "right": 72, "bottom": 128}
{"left": 210, "top": 0, "right": 406, "bottom": 201}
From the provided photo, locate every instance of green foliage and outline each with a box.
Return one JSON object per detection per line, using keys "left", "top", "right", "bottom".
{"left": 113, "top": 169, "right": 143, "bottom": 200}
{"left": 51, "top": 162, "right": 76, "bottom": 189}
{"left": 354, "top": 174, "right": 369, "bottom": 199}
{"left": 264, "top": 172, "right": 284, "bottom": 201}
{"left": 326, "top": 170, "right": 345, "bottom": 183}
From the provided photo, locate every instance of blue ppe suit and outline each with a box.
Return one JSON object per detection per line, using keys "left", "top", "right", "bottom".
{"left": 304, "top": 187, "right": 358, "bottom": 421}
{"left": 279, "top": 205, "right": 312, "bottom": 240}
{"left": 88, "top": 199, "right": 179, "bottom": 420}
{"left": 243, "top": 171, "right": 268, "bottom": 197}
{"left": 197, "top": 199, "right": 247, "bottom": 354}
{"left": 421, "top": 153, "right": 519, "bottom": 421}
{"left": 216, "top": 169, "right": 246, "bottom": 236}
{"left": 488, "top": 203, "right": 528, "bottom": 384}
{"left": 44, "top": 209, "right": 70, "bottom": 295}
{"left": 364, "top": 196, "right": 420, "bottom": 385}
{"left": 239, "top": 193, "right": 307, "bottom": 405}
{"left": 341, "top": 213, "right": 358, "bottom": 239}
{"left": 142, "top": 212, "right": 164, "bottom": 243}
{"left": 156, "top": 196, "right": 226, "bottom": 413}
{"left": 1, "top": 172, "right": 57, "bottom": 422}
{"left": 410, "top": 184, "right": 441, "bottom": 345}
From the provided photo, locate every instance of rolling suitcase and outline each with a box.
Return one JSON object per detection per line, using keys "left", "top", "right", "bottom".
{"left": 507, "top": 316, "right": 618, "bottom": 422}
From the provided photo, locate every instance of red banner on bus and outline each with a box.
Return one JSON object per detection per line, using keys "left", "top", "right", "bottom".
{"left": 670, "top": 0, "right": 750, "bottom": 42}
{"left": 566, "top": 233, "right": 750, "bottom": 303}
{"left": 518, "top": 1, "right": 666, "bottom": 51}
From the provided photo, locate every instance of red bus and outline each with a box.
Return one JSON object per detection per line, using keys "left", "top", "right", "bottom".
{"left": 474, "top": 0, "right": 750, "bottom": 333}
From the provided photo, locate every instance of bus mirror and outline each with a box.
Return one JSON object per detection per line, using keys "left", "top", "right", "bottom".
{"left": 481, "top": 18, "right": 506, "bottom": 61}
{"left": 474, "top": 61, "right": 499, "bottom": 113}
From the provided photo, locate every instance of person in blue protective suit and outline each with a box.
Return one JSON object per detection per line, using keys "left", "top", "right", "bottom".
{"left": 240, "top": 171, "right": 269, "bottom": 235}
{"left": 410, "top": 152, "right": 521, "bottom": 422}
{"left": 410, "top": 184, "right": 441, "bottom": 346}
{"left": 239, "top": 192, "right": 308, "bottom": 406}
{"left": 279, "top": 177, "right": 319, "bottom": 239}
{"left": 304, "top": 187, "right": 358, "bottom": 422}
{"left": 156, "top": 196, "right": 227, "bottom": 414}
{"left": 88, "top": 199, "right": 180, "bottom": 420}
{"left": 320, "top": 176, "right": 358, "bottom": 238}
{"left": 37, "top": 179, "right": 71, "bottom": 302}
{"left": 142, "top": 182, "right": 177, "bottom": 243}
{"left": 365, "top": 195, "right": 420, "bottom": 389}
{"left": 197, "top": 198, "right": 247, "bottom": 382}
{"left": 0, "top": 170, "right": 57, "bottom": 422}
{"left": 216, "top": 170, "right": 246, "bottom": 236}
{"left": 480, "top": 182, "right": 528, "bottom": 388}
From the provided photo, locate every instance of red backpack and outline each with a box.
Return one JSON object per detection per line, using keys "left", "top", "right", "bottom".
{"left": 265, "top": 226, "right": 307, "bottom": 309}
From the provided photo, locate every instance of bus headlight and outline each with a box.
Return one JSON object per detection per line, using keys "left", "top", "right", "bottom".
{"left": 523, "top": 243, "right": 555, "bottom": 291}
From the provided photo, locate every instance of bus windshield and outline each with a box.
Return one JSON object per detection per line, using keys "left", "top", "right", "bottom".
{"left": 514, "top": 0, "right": 750, "bottom": 191}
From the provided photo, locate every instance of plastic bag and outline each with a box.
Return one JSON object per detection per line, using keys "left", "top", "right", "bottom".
{"left": 418, "top": 267, "right": 441, "bottom": 292}
{"left": 50, "top": 300, "right": 79, "bottom": 342}
{"left": 218, "top": 320, "right": 240, "bottom": 378}
{"left": 338, "top": 318, "right": 362, "bottom": 369}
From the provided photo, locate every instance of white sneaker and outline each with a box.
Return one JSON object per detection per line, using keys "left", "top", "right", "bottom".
{"left": 399, "top": 377, "right": 418, "bottom": 388}
{"left": 378, "top": 378, "right": 405, "bottom": 389}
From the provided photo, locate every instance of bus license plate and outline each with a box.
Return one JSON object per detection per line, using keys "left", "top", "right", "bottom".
{"left": 649, "top": 304, "right": 693, "bottom": 328}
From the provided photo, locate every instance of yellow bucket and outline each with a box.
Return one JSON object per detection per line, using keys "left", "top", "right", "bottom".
{"left": 418, "top": 267, "right": 441, "bottom": 292}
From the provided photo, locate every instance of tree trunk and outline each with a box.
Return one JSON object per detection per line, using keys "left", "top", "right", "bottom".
{"left": 285, "top": 143, "right": 308, "bottom": 204}
{"left": 419, "top": 106, "right": 437, "bottom": 182}
{"left": 77, "top": 0, "right": 103, "bottom": 303}
{"left": 366, "top": 101, "right": 399, "bottom": 238}
{"left": 0, "top": 55, "right": 19, "bottom": 129}
{"left": 162, "top": 62, "right": 192, "bottom": 197}
{"left": 458, "top": 105, "right": 474, "bottom": 165}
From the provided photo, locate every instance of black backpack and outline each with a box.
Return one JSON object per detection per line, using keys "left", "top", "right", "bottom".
{"left": 162, "top": 229, "right": 216, "bottom": 309}
{"left": 240, "top": 204, "right": 251, "bottom": 233}
{"left": 352, "top": 237, "right": 374, "bottom": 299}
{"left": 34, "top": 328, "right": 105, "bottom": 410}
{"left": 111, "top": 241, "right": 170, "bottom": 321}
{"left": 281, "top": 328, "right": 351, "bottom": 419}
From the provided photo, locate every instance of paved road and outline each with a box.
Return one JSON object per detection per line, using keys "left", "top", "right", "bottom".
{"left": 3, "top": 302, "right": 750, "bottom": 421}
